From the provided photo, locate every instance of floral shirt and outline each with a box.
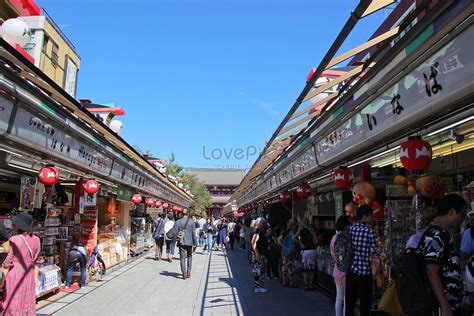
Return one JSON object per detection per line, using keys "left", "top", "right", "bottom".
{"left": 419, "top": 225, "right": 463, "bottom": 310}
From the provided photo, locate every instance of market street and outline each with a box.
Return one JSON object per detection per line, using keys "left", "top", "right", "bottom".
{"left": 36, "top": 247, "right": 334, "bottom": 316}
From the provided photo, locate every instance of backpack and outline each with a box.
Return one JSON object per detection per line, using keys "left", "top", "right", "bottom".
{"left": 394, "top": 228, "right": 448, "bottom": 314}
{"left": 334, "top": 229, "right": 353, "bottom": 273}
{"left": 177, "top": 218, "right": 190, "bottom": 246}
{"left": 281, "top": 232, "right": 295, "bottom": 257}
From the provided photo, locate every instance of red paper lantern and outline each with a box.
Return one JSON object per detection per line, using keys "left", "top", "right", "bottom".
{"left": 333, "top": 167, "right": 354, "bottom": 189}
{"left": 145, "top": 197, "right": 154, "bottom": 207}
{"left": 154, "top": 200, "right": 161, "bottom": 208}
{"left": 162, "top": 202, "right": 169, "bottom": 209}
{"left": 279, "top": 191, "right": 291, "bottom": 203}
{"left": 297, "top": 183, "right": 311, "bottom": 199}
{"left": 132, "top": 194, "right": 142, "bottom": 205}
{"left": 84, "top": 179, "right": 99, "bottom": 195}
{"left": 399, "top": 136, "right": 432, "bottom": 171}
{"left": 38, "top": 166, "right": 60, "bottom": 187}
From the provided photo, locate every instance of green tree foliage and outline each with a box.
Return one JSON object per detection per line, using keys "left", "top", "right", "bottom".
{"left": 164, "top": 153, "right": 211, "bottom": 213}
{"left": 182, "top": 173, "right": 212, "bottom": 211}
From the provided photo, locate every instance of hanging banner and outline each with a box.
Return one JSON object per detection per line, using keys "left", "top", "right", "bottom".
{"left": 7, "top": 106, "right": 113, "bottom": 176}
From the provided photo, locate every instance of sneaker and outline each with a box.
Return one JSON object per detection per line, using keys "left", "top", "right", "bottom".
{"left": 254, "top": 287, "right": 268, "bottom": 293}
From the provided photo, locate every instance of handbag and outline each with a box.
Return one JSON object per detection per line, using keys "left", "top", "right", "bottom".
{"left": 378, "top": 281, "right": 405, "bottom": 316}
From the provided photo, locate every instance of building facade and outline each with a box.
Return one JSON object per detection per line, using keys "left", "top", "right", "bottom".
{"left": 186, "top": 168, "right": 246, "bottom": 217}
{"left": 19, "top": 10, "right": 81, "bottom": 97}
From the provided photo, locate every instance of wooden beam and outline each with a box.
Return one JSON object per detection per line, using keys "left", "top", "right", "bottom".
{"left": 275, "top": 124, "right": 308, "bottom": 141}
{"left": 294, "top": 94, "right": 337, "bottom": 120}
{"left": 303, "top": 64, "right": 365, "bottom": 102}
{"left": 277, "top": 110, "right": 320, "bottom": 136}
{"left": 326, "top": 27, "right": 399, "bottom": 69}
{"left": 362, "top": 0, "right": 396, "bottom": 17}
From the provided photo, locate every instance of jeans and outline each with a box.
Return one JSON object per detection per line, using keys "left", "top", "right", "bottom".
{"left": 206, "top": 233, "right": 212, "bottom": 252}
{"left": 345, "top": 272, "right": 372, "bottom": 316}
{"left": 212, "top": 235, "right": 218, "bottom": 250}
{"left": 179, "top": 245, "right": 193, "bottom": 274}
{"left": 165, "top": 239, "right": 176, "bottom": 254}
{"left": 199, "top": 233, "right": 205, "bottom": 246}
{"left": 66, "top": 251, "right": 87, "bottom": 287}
{"left": 335, "top": 283, "right": 345, "bottom": 316}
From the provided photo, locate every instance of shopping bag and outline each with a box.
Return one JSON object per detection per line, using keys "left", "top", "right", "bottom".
{"left": 378, "top": 281, "right": 406, "bottom": 316}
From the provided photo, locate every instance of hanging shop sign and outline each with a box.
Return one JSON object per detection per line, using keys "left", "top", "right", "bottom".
{"left": 291, "top": 146, "right": 317, "bottom": 179}
{"left": 7, "top": 106, "right": 113, "bottom": 175}
{"left": 314, "top": 26, "right": 473, "bottom": 167}
{"left": 20, "top": 176, "right": 36, "bottom": 210}
{"left": 0, "top": 95, "right": 14, "bottom": 135}
{"left": 83, "top": 192, "right": 97, "bottom": 207}
{"left": 117, "top": 185, "right": 134, "bottom": 202}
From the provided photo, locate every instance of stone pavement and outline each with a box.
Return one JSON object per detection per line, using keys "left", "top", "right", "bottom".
{"left": 36, "top": 246, "right": 334, "bottom": 316}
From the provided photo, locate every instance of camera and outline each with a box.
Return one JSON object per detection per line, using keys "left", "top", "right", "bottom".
{"left": 449, "top": 130, "right": 464, "bottom": 144}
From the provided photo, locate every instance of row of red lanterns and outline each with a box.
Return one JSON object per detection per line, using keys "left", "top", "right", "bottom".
{"left": 131, "top": 194, "right": 184, "bottom": 211}
{"left": 38, "top": 166, "right": 101, "bottom": 195}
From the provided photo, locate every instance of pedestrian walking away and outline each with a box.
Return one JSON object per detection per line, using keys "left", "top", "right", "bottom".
{"left": 153, "top": 214, "right": 166, "bottom": 261}
{"left": 331, "top": 215, "right": 351, "bottom": 316}
{"left": 252, "top": 217, "right": 269, "bottom": 293}
{"left": 176, "top": 209, "right": 198, "bottom": 280}
{"left": 228, "top": 218, "right": 236, "bottom": 250}
{"left": 345, "top": 205, "right": 377, "bottom": 316}
{"left": 164, "top": 213, "right": 178, "bottom": 263}
{"left": 1, "top": 212, "right": 42, "bottom": 316}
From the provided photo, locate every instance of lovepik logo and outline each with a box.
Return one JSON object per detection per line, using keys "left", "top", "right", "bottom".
{"left": 202, "top": 145, "right": 262, "bottom": 160}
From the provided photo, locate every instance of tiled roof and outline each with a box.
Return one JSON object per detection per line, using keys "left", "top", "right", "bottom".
{"left": 186, "top": 168, "right": 246, "bottom": 186}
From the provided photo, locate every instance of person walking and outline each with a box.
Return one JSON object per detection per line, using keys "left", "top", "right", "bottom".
{"left": 176, "top": 209, "right": 197, "bottom": 280}
{"left": 418, "top": 194, "right": 466, "bottom": 316}
{"left": 280, "top": 219, "right": 298, "bottom": 288}
{"left": 298, "top": 227, "right": 317, "bottom": 291}
{"left": 228, "top": 218, "right": 236, "bottom": 250}
{"left": 330, "top": 215, "right": 351, "bottom": 316}
{"left": 245, "top": 218, "right": 254, "bottom": 262}
{"left": 198, "top": 215, "right": 207, "bottom": 247}
{"left": 239, "top": 221, "right": 246, "bottom": 250}
{"left": 202, "top": 218, "right": 211, "bottom": 254}
{"left": 345, "top": 205, "right": 377, "bottom": 316}
{"left": 218, "top": 220, "right": 228, "bottom": 251}
{"left": 164, "top": 213, "right": 177, "bottom": 263}
{"left": 153, "top": 213, "right": 166, "bottom": 261}
{"left": 63, "top": 240, "right": 88, "bottom": 292}
{"left": 252, "top": 217, "right": 269, "bottom": 293}
{"left": 1, "top": 212, "right": 43, "bottom": 316}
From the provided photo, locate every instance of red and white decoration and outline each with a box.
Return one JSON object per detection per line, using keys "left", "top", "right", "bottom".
{"left": 333, "top": 167, "right": 354, "bottom": 189}
{"left": 132, "top": 194, "right": 142, "bottom": 205}
{"left": 297, "top": 183, "right": 312, "bottom": 199}
{"left": 279, "top": 191, "right": 291, "bottom": 203}
{"left": 145, "top": 198, "right": 155, "bottom": 207}
{"left": 162, "top": 202, "right": 169, "bottom": 209}
{"left": 38, "top": 166, "right": 60, "bottom": 187}
{"left": 84, "top": 180, "right": 99, "bottom": 195}
{"left": 154, "top": 200, "right": 161, "bottom": 208}
{"left": 399, "top": 136, "right": 432, "bottom": 171}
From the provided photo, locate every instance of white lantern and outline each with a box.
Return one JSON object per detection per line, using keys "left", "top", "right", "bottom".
{"left": 109, "top": 119, "right": 123, "bottom": 134}
{"left": 1, "top": 19, "right": 31, "bottom": 46}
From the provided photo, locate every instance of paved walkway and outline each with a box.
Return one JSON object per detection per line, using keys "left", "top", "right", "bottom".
{"left": 36, "top": 247, "right": 334, "bottom": 316}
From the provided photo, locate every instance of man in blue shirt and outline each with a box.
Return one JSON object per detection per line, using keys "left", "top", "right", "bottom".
{"left": 346, "top": 205, "right": 377, "bottom": 316}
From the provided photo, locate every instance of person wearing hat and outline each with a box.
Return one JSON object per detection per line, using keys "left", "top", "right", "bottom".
{"left": 1, "top": 211, "right": 43, "bottom": 315}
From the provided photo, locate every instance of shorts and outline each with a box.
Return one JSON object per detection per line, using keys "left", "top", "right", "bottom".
{"left": 301, "top": 249, "right": 317, "bottom": 272}
{"left": 282, "top": 256, "right": 295, "bottom": 275}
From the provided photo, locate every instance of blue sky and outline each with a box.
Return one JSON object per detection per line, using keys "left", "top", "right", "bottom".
{"left": 38, "top": 0, "right": 387, "bottom": 169}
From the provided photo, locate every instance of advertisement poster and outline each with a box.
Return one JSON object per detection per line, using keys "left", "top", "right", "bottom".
{"left": 20, "top": 176, "right": 36, "bottom": 210}
{"left": 81, "top": 206, "right": 97, "bottom": 254}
